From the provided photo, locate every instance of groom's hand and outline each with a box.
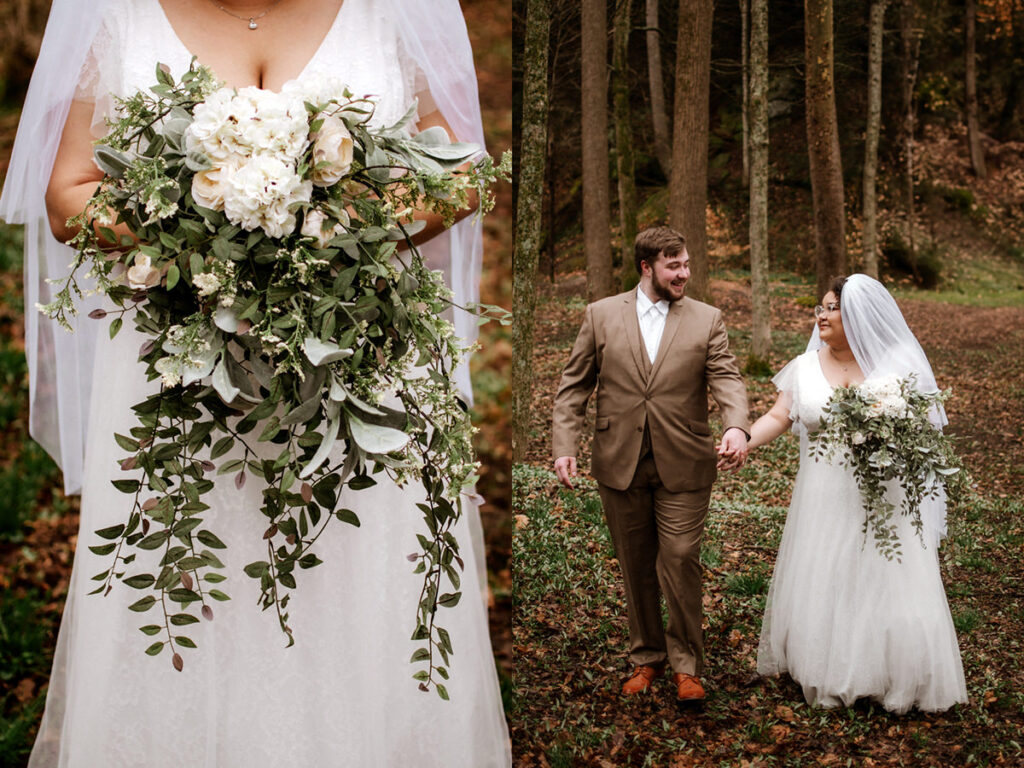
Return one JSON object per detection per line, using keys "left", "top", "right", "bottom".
{"left": 716, "top": 427, "right": 749, "bottom": 471}
{"left": 554, "top": 456, "right": 578, "bottom": 489}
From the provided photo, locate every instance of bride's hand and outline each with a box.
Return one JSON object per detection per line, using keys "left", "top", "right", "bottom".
{"left": 716, "top": 427, "right": 749, "bottom": 471}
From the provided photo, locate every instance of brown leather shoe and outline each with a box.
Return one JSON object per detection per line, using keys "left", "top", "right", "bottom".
{"left": 673, "top": 673, "right": 706, "bottom": 708}
{"left": 621, "top": 665, "right": 663, "bottom": 695}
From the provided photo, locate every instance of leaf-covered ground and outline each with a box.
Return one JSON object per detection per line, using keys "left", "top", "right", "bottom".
{"left": 512, "top": 271, "right": 1024, "bottom": 767}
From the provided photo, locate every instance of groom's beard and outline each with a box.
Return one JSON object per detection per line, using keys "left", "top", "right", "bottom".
{"left": 651, "top": 272, "right": 686, "bottom": 302}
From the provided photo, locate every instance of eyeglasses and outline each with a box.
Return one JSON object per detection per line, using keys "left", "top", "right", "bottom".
{"left": 813, "top": 302, "right": 840, "bottom": 318}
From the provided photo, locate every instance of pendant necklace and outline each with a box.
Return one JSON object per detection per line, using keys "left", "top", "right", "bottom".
{"left": 829, "top": 346, "right": 853, "bottom": 372}
{"left": 207, "top": 0, "right": 285, "bottom": 30}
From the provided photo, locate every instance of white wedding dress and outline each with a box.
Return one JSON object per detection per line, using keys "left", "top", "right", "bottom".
{"left": 756, "top": 350, "right": 967, "bottom": 713}
{"left": 28, "top": 1, "right": 511, "bottom": 766}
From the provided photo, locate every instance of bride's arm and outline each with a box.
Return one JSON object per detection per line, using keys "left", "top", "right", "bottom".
{"left": 397, "top": 107, "right": 480, "bottom": 250}
{"left": 747, "top": 393, "right": 794, "bottom": 451}
{"left": 45, "top": 99, "right": 135, "bottom": 245}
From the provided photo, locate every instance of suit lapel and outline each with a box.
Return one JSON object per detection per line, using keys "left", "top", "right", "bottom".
{"left": 648, "top": 297, "right": 685, "bottom": 384}
{"left": 618, "top": 291, "right": 650, "bottom": 384}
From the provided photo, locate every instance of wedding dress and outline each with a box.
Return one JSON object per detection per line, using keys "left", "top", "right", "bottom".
{"left": 756, "top": 349, "right": 967, "bottom": 713}
{"left": 24, "top": 1, "right": 511, "bottom": 765}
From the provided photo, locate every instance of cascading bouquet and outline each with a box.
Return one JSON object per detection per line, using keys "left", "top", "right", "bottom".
{"left": 41, "top": 63, "right": 509, "bottom": 697}
{"left": 809, "top": 373, "right": 967, "bottom": 561}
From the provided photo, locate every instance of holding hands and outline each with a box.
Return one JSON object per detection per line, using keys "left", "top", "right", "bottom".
{"left": 716, "top": 427, "right": 749, "bottom": 472}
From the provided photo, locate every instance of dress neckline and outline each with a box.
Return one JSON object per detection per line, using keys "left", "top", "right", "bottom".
{"left": 814, "top": 348, "right": 864, "bottom": 390}
{"left": 151, "top": 0, "right": 350, "bottom": 92}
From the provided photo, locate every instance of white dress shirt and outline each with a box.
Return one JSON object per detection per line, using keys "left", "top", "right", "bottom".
{"left": 636, "top": 286, "right": 670, "bottom": 365}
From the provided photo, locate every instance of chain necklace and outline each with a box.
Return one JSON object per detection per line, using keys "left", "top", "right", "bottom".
{"left": 206, "top": 0, "right": 285, "bottom": 30}
{"left": 828, "top": 345, "right": 854, "bottom": 372}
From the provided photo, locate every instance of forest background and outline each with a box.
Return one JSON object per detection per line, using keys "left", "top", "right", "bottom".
{"left": 0, "top": 0, "right": 513, "bottom": 764}
{"left": 512, "top": 0, "right": 1024, "bottom": 765}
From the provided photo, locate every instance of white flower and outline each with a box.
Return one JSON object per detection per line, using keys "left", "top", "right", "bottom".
{"left": 154, "top": 356, "right": 182, "bottom": 387}
{"left": 126, "top": 254, "right": 161, "bottom": 290}
{"left": 193, "top": 272, "right": 222, "bottom": 297}
{"left": 223, "top": 154, "right": 312, "bottom": 237}
{"left": 851, "top": 431, "right": 866, "bottom": 445}
{"left": 310, "top": 115, "right": 354, "bottom": 187}
{"left": 191, "top": 162, "right": 237, "bottom": 211}
{"left": 300, "top": 208, "right": 346, "bottom": 248}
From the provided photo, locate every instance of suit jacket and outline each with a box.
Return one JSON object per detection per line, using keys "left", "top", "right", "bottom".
{"left": 552, "top": 290, "right": 750, "bottom": 493}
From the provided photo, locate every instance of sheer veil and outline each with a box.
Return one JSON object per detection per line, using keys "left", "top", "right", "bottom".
{"left": 0, "top": 0, "right": 487, "bottom": 497}
{"left": 804, "top": 273, "right": 951, "bottom": 545}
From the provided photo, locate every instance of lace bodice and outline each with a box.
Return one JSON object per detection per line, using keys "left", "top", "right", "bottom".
{"left": 78, "top": 0, "right": 427, "bottom": 135}
{"left": 772, "top": 350, "right": 836, "bottom": 433}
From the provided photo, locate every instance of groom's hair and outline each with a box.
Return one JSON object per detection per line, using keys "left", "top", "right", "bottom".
{"left": 634, "top": 227, "right": 686, "bottom": 275}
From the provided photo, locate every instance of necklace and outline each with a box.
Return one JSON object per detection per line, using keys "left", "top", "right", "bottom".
{"left": 828, "top": 346, "right": 854, "bottom": 372}
{"left": 207, "top": 0, "right": 285, "bottom": 30}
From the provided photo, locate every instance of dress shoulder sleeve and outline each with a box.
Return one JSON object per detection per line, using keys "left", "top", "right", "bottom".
{"left": 771, "top": 353, "right": 805, "bottom": 427}
{"left": 74, "top": 5, "right": 123, "bottom": 137}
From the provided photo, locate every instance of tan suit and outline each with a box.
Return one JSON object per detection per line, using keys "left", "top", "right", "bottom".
{"left": 552, "top": 290, "right": 749, "bottom": 675}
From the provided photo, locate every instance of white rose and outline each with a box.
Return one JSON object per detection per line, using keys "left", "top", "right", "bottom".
{"left": 851, "top": 431, "right": 866, "bottom": 445}
{"left": 300, "top": 209, "right": 345, "bottom": 248}
{"left": 191, "top": 162, "right": 237, "bottom": 211}
{"left": 126, "top": 254, "right": 161, "bottom": 290}
{"left": 310, "top": 115, "right": 354, "bottom": 187}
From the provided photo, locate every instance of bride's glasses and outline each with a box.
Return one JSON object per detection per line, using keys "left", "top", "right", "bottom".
{"left": 813, "top": 302, "right": 840, "bottom": 318}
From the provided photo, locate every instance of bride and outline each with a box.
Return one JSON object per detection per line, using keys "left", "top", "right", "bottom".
{"left": 0, "top": 0, "right": 512, "bottom": 765}
{"left": 746, "top": 274, "right": 967, "bottom": 713}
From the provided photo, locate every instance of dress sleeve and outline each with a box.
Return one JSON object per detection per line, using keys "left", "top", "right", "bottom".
{"left": 73, "top": 10, "right": 121, "bottom": 138}
{"left": 771, "top": 354, "right": 802, "bottom": 428}
{"left": 395, "top": 34, "right": 437, "bottom": 130}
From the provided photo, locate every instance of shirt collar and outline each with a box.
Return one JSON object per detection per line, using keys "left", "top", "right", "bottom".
{"left": 636, "top": 286, "right": 669, "bottom": 316}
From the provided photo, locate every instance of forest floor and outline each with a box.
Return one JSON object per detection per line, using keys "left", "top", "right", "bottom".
{"left": 511, "top": 271, "right": 1024, "bottom": 767}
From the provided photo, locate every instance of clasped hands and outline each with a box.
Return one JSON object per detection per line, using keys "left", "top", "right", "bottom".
{"left": 554, "top": 427, "right": 749, "bottom": 489}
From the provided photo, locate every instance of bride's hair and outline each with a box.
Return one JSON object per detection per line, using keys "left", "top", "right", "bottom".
{"left": 828, "top": 275, "right": 848, "bottom": 300}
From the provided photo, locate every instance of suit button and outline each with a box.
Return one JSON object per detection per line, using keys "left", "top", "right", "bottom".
{"left": 636, "top": 426, "right": 643, "bottom": 432}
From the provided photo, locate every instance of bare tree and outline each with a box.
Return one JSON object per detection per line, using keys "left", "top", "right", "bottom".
{"left": 646, "top": 0, "right": 671, "bottom": 176}
{"left": 965, "top": 0, "right": 986, "bottom": 179}
{"left": 804, "top": 0, "right": 848, "bottom": 297}
{"left": 613, "top": 0, "right": 638, "bottom": 274}
{"left": 582, "top": 0, "right": 615, "bottom": 301}
{"left": 513, "top": 0, "right": 551, "bottom": 462}
{"left": 669, "top": 0, "right": 714, "bottom": 302}
{"left": 899, "top": 0, "right": 921, "bottom": 268}
{"left": 740, "top": 0, "right": 751, "bottom": 188}
{"left": 862, "top": 0, "right": 888, "bottom": 280}
{"left": 749, "top": 0, "right": 770, "bottom": 363}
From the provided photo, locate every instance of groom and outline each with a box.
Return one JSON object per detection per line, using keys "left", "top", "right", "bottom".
{"left": 551, "top": 226, "right": 750, "bottom": 706}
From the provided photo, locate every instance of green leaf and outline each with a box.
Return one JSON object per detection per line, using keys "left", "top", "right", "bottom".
{"left": 410, "top": 648, "right": 431, "bottom": 663}
{"left": 168, "top": 588, "right": 202, "bottom": 604}
{"left": 437, "top": 592, "right": 461, "bottom": 608}
{"left": 111, "top": 479, "right": 140, "bottom": 493}
{"left": 335, "top": 508, "right": 360, "bottom": 527}
{"left": 203, "top": 572, "right": 227, "bottom": 583}
{"left": 175, "top": 635, "right": 198, "bottom": 649}
{"left": 435, "top": 684, "right": 449, "bottom": 701}
{"left": 166, "top": 263, "right": 181, "bottom": 290}
{"left": 114, "top": 433, "right": 140, "bottom": 451}
{"left": 210, "top": 436, "right": 235, "bottom": 460}
{"left": 208, "top": 589, "right": 230, "bottom": 601}
{"left": 348, "top": 476, "right": 377, "bottom": 491}
{"left": 196, "top": 530, "right": 227, "bottom": 549}
{"left": 243, "top": 561, "right": 270, "bottom": 578}
{"left": 123, "top": 574, "right": 156, "bottom": 589}
{"left": 170, "top": 613, "right": 200, "bottom": 626}
{"left": 137, "top": 530, "right": 171, "bottom": 550}
{"left": 89, "top": 542, "right": 117, "bottom": 556}
{"left": 145, "top": 641, "right": 165, "bottom": 656}
{"left": 139, "top": 625, "right": 162, "bottom": 636}
{"left": 96, "top": 524, "right": 125, "bottom": 540}
{"left": 128, "top": 596, "right": 157, "bottom": 612}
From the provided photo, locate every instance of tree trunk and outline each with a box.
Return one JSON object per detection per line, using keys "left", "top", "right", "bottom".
{"left": 899, "top": 0, "right": 920, "bottom": 269}
{"left": 749, "top": 0, "right": 770, "bottom": 362}
{"left": 965, "top": 0, "right": 986, "bottom": 179}
{"left": 646, "top": 0, "right": 671, "bottom": 176}
{"left": 804, "top": 0, "right": 848, "bottom": 298}
{"left": 862, "top": 0, "right": 888, "bottom": 280}
{"left": 513, "top": 0, "right": 551, "bottom": 463}
{"left": 613, "top": 0, "right": 638, "bottom": 274}
{"left": 582, "top": 0, "right": 615, "bottom": 301}
{"left": 740, "top": 0, "right": 751, "bottom": 189}
{"left": 669, "top": 0, "right": 713, "bottom": 303}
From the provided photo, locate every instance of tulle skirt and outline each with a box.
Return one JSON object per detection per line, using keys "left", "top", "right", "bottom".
{"left": 757, "top": 451, "right": 967, "bottom": 714}
{"left": 29, "top": 321, "right": 511, "bottom": 767}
